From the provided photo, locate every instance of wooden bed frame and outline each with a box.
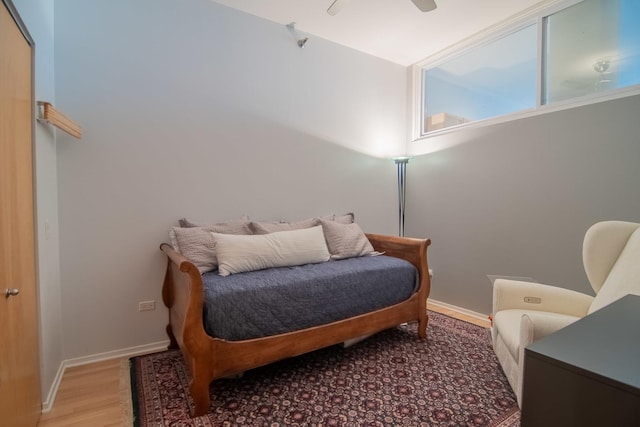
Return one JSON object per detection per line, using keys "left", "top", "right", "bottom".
{"left": 161, "top": 233, "right": 431, "bottom": 417}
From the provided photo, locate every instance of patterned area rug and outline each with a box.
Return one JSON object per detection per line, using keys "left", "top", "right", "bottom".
{"left": 128, "top": 312, "right": 520, "bottom": 426}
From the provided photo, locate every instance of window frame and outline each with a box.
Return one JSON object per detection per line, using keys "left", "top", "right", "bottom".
{"left": 410, "top": 0, "right": 640, "bottom": 142}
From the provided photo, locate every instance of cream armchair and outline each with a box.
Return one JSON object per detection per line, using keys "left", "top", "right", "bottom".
{"left": 491, "top": 220, "right": 640, "bottom": 406}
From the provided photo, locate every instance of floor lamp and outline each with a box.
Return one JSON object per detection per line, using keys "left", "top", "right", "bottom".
{"left": 393, "top": 157, "right": 410, "bottom": 237}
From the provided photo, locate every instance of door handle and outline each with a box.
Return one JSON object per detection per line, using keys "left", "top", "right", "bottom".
{"left": 4, "top": 288, "right": 19, "bottom": 298}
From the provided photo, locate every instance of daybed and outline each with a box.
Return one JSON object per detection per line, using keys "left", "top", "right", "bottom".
{"left": 161, "top": 220, "right": 431, "bottom": 417}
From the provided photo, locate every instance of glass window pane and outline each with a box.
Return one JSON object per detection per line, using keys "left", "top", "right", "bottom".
{"left": 422, "top": 24, "right": 537, "bottom": 133}
{"left": 543, "top": 0, "right": 640, "bottom": 104}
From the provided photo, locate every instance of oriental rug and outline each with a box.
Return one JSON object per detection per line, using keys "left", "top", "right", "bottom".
{"left": 127, "top": 312, "right": 520, "bottom": 426}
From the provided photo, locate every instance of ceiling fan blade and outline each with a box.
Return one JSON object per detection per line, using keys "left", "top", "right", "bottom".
{"left": 327, "top": 0, "right": 350, "bottom": 16}
{"left": 411, "top": 0, "right": 437, "bottom": 12}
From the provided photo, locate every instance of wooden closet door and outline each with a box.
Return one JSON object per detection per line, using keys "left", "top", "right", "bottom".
{"left": 0, "top": 1, "right": 41, "bottom": 426}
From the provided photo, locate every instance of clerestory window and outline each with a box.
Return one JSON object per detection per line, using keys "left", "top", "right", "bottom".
{"left": 415, "top": 0, "right": 640, "bottom": 139}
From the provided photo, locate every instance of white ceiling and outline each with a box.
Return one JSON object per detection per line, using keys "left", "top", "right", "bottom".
{"left": 210, "top": 0, "right": 551, "bottom": 66}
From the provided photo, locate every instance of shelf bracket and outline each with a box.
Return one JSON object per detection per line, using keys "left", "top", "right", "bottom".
{"left": 37, "top": 101, "right": 82, "bottom": 139}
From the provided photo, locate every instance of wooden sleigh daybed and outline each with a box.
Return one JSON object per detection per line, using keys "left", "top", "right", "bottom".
{"left": 161, "top": 233, "right": 431, "bottom": 417}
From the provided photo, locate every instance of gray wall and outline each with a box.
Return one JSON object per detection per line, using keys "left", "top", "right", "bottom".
{"left": 53, "top": 0, "right": 407, "bottom": 359}
{"left": 406, "top": 94, "right": 640, "bottom": 314}
{"left": 13, "top": 0, "right": 64, "bottom": 404}
{"left": 26, "top": 0, "right": 640, "bottom": 397}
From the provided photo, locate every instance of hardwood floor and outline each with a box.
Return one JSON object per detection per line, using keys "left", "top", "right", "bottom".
{"left": 36, "top": 304, "right": 490, "bottom": 426}
{"left": 428, "top": 302, "right": 491, "bottom": 328}
{"left": 37, "top": 358, "right": 129, "bottom": 427}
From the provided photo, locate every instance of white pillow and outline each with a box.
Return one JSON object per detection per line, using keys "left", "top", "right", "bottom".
{"left": 211, "top": 225, "right": 331, "bottom": 276}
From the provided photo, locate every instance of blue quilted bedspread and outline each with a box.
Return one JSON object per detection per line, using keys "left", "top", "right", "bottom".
{"left": 201, "top": 255, "right": 417, "bottom": 341}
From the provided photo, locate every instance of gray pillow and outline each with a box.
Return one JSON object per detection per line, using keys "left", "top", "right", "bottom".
{"left": 178, "top": 216, "right": 251, "bottom": 235}
{"left": 172, "top": 220, "right": 251, "bottom": 273}
{"left": 333, "top": 212, "right": 355, "bottom": 224}
{"left": 172, "top": 226, "right": 218, "bottom": 273}
{"left": 318, "top": 219, "right": 375, "bottom": 259}
{"left": 250, "top": 217, "right": 319, "bottom": 234}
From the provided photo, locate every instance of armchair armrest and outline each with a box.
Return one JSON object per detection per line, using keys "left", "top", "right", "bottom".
{"left": 519, "top": 311, "right": 581, "bottom": 348}
{"left": 493, "top": 279, "right": 594, "bottom": 318}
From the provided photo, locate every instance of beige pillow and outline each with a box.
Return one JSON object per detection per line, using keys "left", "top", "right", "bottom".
{"left": 319, "top": 219, "right": 375, "bottom": 259}
{"left": 211, "top": 226, "right": 330, "bottom": 276}
{"left": 250, "top": 217, "right": 319, "bottom": 234}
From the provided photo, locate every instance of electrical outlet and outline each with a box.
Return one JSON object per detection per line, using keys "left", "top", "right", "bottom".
{"left": 138, "top": 300, "right": 156, "bottom": 311}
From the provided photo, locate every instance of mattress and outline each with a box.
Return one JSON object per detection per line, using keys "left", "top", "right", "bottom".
{"left": 201, "top": 255, "right": 417, "bottom": 341}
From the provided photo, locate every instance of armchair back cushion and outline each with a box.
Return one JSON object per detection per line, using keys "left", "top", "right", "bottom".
{"left": 588, "top": 226, "right": 640, "bottom": 313}
{"left": 583, "top": 220, "right": 640, "bottom": 294}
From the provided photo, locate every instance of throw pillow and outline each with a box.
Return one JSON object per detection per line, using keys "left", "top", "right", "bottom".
{"left": 211, "top": 226, "right": 330, "bottom": 276}
{"left": 172, "top": 226, "right": 218, "bottom": 273}
{"left": 333, "top": 212, "right": 355, "bottom": 224}
{"left": 319, "top": 219, "right": 375, "bottom": 259}
{"left": 178, "top": 215, "right": 251, "bottom": 235}
{"left": 172, "top": 221, "right": 254, "bottom": 273}
{"left": 250, "top": 217, "right": 319, "bottom": 234}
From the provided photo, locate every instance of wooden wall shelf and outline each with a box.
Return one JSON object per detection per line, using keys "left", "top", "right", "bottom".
{"left": 37, "top": 101, "right": 82, "bottom": 139}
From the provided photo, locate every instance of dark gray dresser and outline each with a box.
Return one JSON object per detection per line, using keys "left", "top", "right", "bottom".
{"left": 521, "top": 294, "right": 640, "bottom": 427}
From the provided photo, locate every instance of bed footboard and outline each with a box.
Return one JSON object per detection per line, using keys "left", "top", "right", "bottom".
{"left": 161, "top": 234, "right": 431, "bottom": 417}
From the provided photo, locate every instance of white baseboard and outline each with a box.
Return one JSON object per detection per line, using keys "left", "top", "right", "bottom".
{"left": 427, "top": 298, "right": 490, "bottom": 324}
{"left": 41, "top": 362, "right": 66, "bottom": 413}
{"left": 61, "top": 340, "right": 170, "bottom": 369}
{"left": 41, "top": 340, "right": 170, "bottom": 413}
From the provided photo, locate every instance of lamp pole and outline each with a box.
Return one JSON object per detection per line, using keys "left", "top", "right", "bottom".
{"left": 393, "top": 157, "right": 410, "bottom": 237}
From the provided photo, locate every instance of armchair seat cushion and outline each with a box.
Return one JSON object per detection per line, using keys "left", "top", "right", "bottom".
{"left": 493, "top": 309, "right": 580, "bottom": 361}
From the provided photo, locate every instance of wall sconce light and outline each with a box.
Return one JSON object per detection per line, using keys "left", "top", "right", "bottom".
{"left": 286, "top": 22, "right": 309, "bottom": 48}
{"left": 393, "top": 156, "right": 410, "bottom": 237}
